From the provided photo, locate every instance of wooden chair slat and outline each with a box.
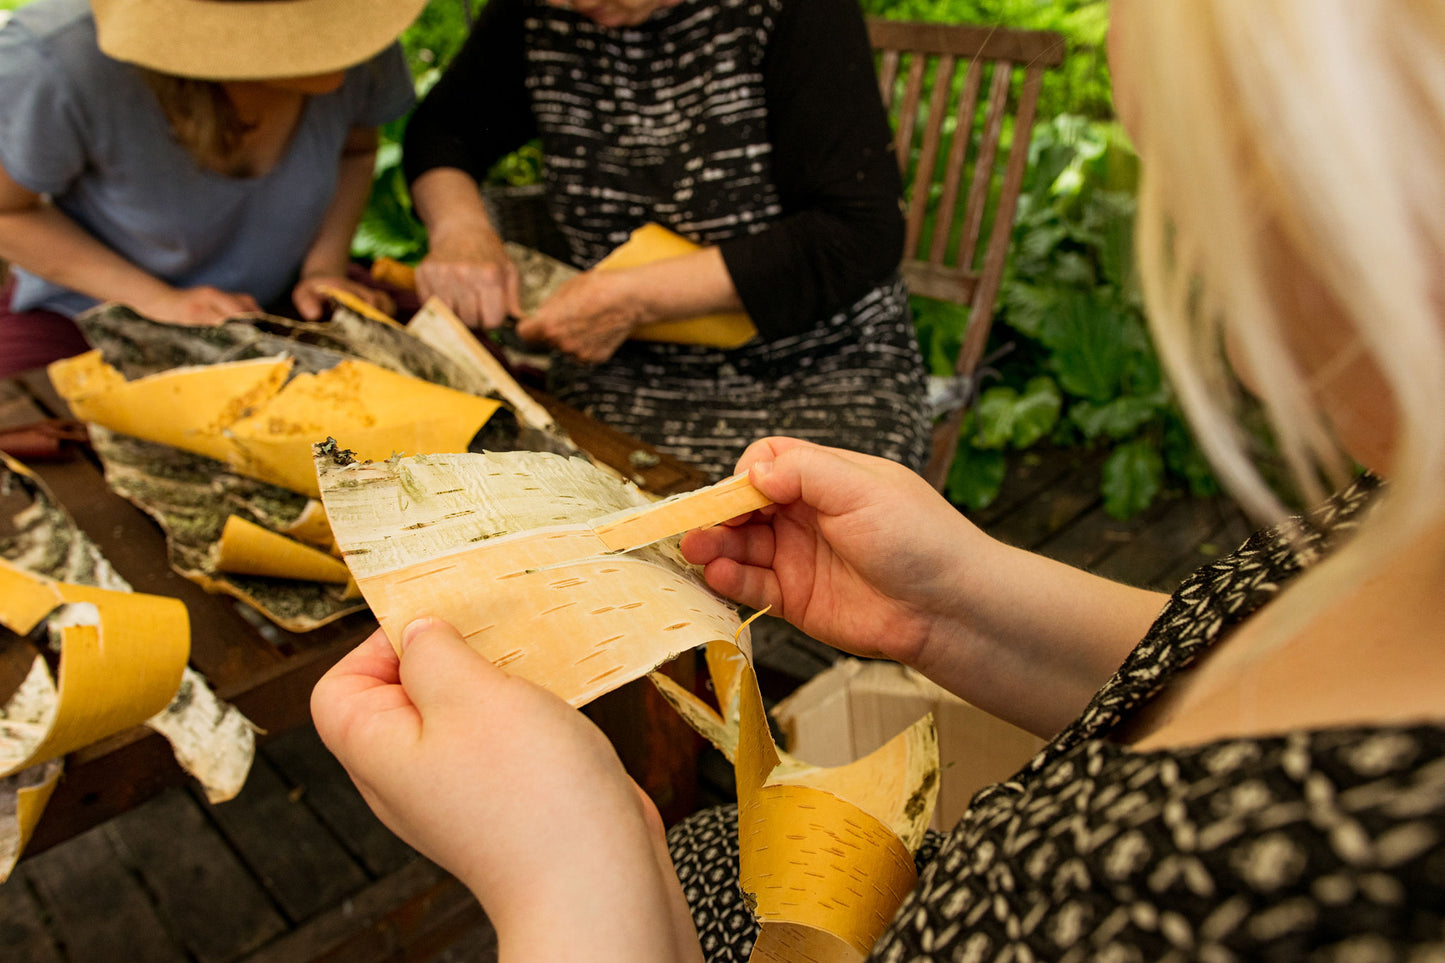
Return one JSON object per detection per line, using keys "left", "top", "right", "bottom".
{"left": 959, "top": 63, "right": 1047, "bottom": 381}
{"left": 868, "top": 19, "right": 1065, "bottom": 66}
{"left": 868, "top": 19, "right": 1065, "bottom": 490}
{"left": 876, "top": 49, "right": 900, "bottom": 110}
{"left": 900, "top": 261, "right": 978, "bottom": 306}
{"left": 906, "top": 53, "right": 957, "bottom": 263}
{"left": 954, "top": 65, "right": 1013, "bottom": 278}
{"left": 928, "top": 58, "right": 984, "bottom": 271}
{"left": 895, "top": 54, "right": 928, "bottom": 173}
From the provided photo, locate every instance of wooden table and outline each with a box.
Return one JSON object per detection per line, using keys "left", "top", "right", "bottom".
{"left": 1, "top": 369, "right": 707, "bottom": 855}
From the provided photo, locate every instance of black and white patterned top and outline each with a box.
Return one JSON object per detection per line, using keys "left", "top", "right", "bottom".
{"left": 669, "top": 475, "right": 1445, "bottom": 959}
{"left": 405, "top": 0, "right": 931, "bottom": 478}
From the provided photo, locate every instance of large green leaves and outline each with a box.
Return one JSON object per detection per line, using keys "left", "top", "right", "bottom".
{"left": 921, "top": 111, "right": 1215, "bottom": 519}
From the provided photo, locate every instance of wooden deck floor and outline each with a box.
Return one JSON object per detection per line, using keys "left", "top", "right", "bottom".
{"left": 0, "top": 445, "right": 1252, "bottom": 963}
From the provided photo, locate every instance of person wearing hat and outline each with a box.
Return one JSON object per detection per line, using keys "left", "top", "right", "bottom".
{"left": 0, "top": 0, "right": 427, "bottom": 378}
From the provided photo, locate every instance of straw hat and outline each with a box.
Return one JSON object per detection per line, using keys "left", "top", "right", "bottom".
{"left": 90, "top": 0, "right": 431, "bottom": 81}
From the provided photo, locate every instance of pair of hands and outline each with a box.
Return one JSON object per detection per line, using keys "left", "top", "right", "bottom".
{"left": 416, "top": 232, "right": 647, "bottom": 365}
{"left": 311, "top": 439, "right": 974, "bottom": 953}
{"left": 135, "top": 274, "right": 392, "bottom": 327}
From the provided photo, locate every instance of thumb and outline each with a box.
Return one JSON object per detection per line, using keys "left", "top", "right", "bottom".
{"left": 293, "top": 287, "right": 323, "bottom": 321}
{"left": 396, "top": 617, "right": 502, "bottom": 714}
{"left": 754, "top": 443, "right": 876, "bottom": 519}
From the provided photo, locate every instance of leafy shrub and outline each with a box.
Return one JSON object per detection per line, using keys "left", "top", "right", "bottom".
{"left": 924, "top": 114, "right": 1218, "bottom": 517}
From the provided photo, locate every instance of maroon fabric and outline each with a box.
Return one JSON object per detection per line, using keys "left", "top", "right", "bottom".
{"left": 0, "top": 276, "right": 90, "bottom": 378}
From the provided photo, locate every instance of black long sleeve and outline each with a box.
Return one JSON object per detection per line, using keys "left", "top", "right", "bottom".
{"left": 401, "top": 0, "right": 536, "bottom": 187}
{"left": 718, "top": 0, "right": 905, "bottom": 335}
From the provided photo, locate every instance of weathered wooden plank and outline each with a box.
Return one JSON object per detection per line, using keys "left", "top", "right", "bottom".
{"left": 981, "top": 459, "right": 1102, "bottom": 552}
{"left": 24, "top": 825, "right": 186, "bottom": 963}
{"left": 0, "top": 868, "right": 64, "bottom": 963}
{"left": 108, "top": 788, "right": 286, "bottom": 963}
{"left": 202, "top": 755, "right": 368, "bottom": 923}
{"left": 1030, "top": 498, "right": 1168, "bottom": 575}
{"left": 1093, "top": 495, "right": 1236, "bottom": 590}
{"left": 237, "top": 859, "right": 452, "bottom": 963}
{"left": 261, "top": 725, "right": 416, "bottom": 878}
{"left": 969, "top": 446, "right": 1100, "bottom": 528}
{"left": 239, "top": 860, "right": 495, "bottom": 963}
{"left": 1153, "top": 501, "right": 1257, "bottom": 590}
{"left": 309, "top": 876, "right": 492, "bottom": 963}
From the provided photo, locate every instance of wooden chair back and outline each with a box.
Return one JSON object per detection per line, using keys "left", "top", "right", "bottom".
{"left": 868, "top": 19, "right": 1065, "bottom": 489}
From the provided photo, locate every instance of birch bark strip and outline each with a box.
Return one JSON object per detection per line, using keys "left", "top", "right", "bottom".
{"left": 316, "top": 447, "right": 939, "bottom": 957}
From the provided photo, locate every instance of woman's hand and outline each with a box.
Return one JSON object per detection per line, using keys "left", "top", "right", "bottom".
{"left": 683, "top": 437, "right": 1170, "bottom": 737}
{"left": 311, "top": 619, "right": 701, "bottom": 961}
{"left": 515, "top": 269, "right": 648, "bottom": 363}
{"left": 409, "top": 167, "right": 523, "bottom": 331}
{"left": 415, "top": 224, "right": 523, "bottom": 331}
{"left": 681, "top": 438, "right": 978, "bottom": 668}
{"left": 291, "top": 274, "right": 394, "bottom": 322}
{"left": 134, "top": 285, "right": 261, "bottom": 325}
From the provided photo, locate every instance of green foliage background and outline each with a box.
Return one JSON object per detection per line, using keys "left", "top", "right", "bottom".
{"left": 855, "top": 0, "right": 1217, "bottom": 518}
{"left": 1, "top": 0, "right": 1215, "bottom": 518}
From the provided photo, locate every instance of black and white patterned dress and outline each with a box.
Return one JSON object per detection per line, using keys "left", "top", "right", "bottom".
{"left": 405, "top": 0, "right": 931, "bottom": 479}
{"left": 668, "top": 475, "right": 1445, "bottom": 960}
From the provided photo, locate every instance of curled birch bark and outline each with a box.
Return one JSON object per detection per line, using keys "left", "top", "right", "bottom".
{"left": 48, "top": 300, "right": 583, "bottom": 631}
{"left": 0, "top": 453, "right": 256, "bottom": 878}
{"left": 316, "top": 447, "right": 938, "bottom": 958}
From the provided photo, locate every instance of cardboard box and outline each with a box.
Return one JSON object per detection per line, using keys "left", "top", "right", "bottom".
{"left": 772, "top": 659, "right": 1044, "bottom": 832}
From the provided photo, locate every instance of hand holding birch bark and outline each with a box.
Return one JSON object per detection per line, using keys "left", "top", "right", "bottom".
{"left": 680, "top": 437, "right": 974, "bottom": 669}
{"left": 515, "top": 268, "right": 647, "bottom": 364}
{"left": 681, "top": 437, "right": 1171, "bottom": 739}
{"left": 311, "top": 619, "right": 703, "bottom": 963}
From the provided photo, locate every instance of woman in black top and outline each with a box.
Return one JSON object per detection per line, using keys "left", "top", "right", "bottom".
{"left": 402, "top": 0, "right": 931, "bottom": 479}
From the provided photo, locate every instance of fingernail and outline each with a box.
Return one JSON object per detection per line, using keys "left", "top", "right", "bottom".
{"left": 751, "top": 461, "right": 773, "bottom": 479}
{"left": 400, "top": 617, "right": 436, "bottom": 651}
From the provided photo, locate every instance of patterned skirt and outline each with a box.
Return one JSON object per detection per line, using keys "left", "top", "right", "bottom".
{"left": 546, "top": 277, "right": 931, "bottom": 480}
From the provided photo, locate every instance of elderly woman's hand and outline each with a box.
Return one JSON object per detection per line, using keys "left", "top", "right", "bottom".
{"left": 138, "top": 285, "right": 261, "bottom": 325}
{"left": 415, "top": 226, "right": 523, "bottom": 332}
{"left": 311, "top": 619, "right": 702, "bottom": 961}
{"left": 515, "top": 268, "right": 651, "bottom": 364}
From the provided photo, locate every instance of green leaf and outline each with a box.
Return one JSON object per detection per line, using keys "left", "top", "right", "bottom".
{"left": 1162, "top": 416, "right": 1221, "bottom": 496}
{"left": 911, "top": 296, "right": 969, "bottom": 378}
{"left": 351, "top": 167, "right": 427, "bottom": 261}
{"left": 945, "top": 443, "right": 1008, "bottom": 512}
{"left": 1009, "top": 376, "right": 1063, "bottom": 447}
{"left": 976, "top": 376, "right": 1062, "bottom": 449}
{"left": 1101, "top": 440, "right": 1163, "bottom": 519}
{"left": 1068, "top": 394, "right": 1158, "bottom": 440}
{"left": 1039, "top": 293, "right": 1134, "bottom": 401}
{"left": 974, "top": 386, "right": 1020, "bottom": 449}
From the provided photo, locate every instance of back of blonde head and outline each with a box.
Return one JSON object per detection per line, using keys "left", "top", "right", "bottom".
{"left": 1115, "top": 1, "right": 1445, "bottom": 641}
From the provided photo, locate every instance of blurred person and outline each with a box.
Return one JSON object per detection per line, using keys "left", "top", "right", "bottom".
{"left": 0, "top": 0, "right": 426, "bottom": 377}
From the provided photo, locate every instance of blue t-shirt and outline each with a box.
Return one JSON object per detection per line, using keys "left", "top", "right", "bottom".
{"left": 0, "top": 0, "right": 415, "bottom": 317}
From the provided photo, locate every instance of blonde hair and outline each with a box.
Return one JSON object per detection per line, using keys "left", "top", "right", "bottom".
{"left": 139, "top": 70, "right": 256, "bottom": 176}
{"left": 1116, "top": 2, "right": 1445, "bottom": 640}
